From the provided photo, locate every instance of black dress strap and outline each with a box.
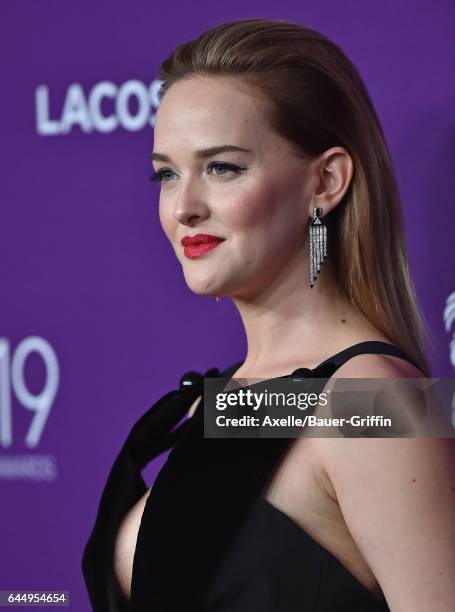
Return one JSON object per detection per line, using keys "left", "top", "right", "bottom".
{"left": 311, "top": 340, "right": 422, "bottom": 377}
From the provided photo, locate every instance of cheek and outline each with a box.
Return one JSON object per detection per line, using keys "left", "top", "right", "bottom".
{"left": 222, "top": 184, "right": 278, "bottom": 229}
{"left": 224, "top": 180, "right": 301, "bottom": 244}
{"left": 223, "top": 178, "right": 307, "bottom": 273}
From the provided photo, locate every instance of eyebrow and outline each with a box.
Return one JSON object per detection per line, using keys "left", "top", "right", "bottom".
{"left": 150, "top": 144, "right": 252, "bottom": 163}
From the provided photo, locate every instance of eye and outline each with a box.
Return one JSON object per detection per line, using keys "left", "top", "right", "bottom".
{"left": 149, "top": 168, "right": 176, "bottom": 183}
{"left": 207, "top": 162, "right": 246, "bottom": 176}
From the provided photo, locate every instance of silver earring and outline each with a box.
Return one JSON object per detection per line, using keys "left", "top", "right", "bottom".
{"left": 309, "top": 207, "right": 327, "bottom": 288}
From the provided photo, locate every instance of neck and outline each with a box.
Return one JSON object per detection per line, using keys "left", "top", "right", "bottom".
{"left": 230, "top": 256, "right": 381, "bottom": 376}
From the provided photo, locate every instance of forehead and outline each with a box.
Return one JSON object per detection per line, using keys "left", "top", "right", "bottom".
{"left": 154, "top": 76, "right": 272, "bottom": 151}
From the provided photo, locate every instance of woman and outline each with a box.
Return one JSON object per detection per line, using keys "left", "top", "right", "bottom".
{"left": 82, "top": 18, "right": 455, "bottom": 611}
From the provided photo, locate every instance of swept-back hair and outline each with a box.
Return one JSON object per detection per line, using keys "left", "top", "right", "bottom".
{"left": 157, "top": 18, "right": 433, "bottom": 376}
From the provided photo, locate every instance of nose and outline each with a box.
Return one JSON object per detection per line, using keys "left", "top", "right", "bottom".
{"left": 173, "top": 177, "right": 209, "bottom": 227}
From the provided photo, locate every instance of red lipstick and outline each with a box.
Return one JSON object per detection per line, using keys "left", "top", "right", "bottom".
{"left": 181, "top": 233, "right": 225, "bottom": 259}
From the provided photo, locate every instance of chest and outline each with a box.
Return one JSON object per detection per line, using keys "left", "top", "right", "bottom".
{"left": 112, "top": 433, "right": 380, "bottom": 604}
{"left": 113, "top": 486, "right": 151, "bottom": 602}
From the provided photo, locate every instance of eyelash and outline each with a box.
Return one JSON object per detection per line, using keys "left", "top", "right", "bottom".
{"left": 149, "top": 162, "right": 246, "bottom": 183}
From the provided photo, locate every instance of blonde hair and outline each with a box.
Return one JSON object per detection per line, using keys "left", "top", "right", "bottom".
{"left": 158, "top": 18, "right": 434, "bottom": 376}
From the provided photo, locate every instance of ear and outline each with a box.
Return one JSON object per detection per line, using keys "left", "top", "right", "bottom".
{"left": 307, "top": 147, "right": 354, "bottom": 218}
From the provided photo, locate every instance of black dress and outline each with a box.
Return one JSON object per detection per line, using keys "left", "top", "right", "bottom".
{"left": 82, "top": 341, "right": 423, "bottom": 611}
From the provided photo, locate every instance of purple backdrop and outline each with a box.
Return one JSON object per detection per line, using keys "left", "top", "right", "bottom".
{"left": 1, "top": 1, "right": 454, "bottom": 609}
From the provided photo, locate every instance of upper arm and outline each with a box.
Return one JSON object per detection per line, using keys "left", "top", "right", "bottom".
{"left": 318, "top": 356, "right": 455, "bottom": 611}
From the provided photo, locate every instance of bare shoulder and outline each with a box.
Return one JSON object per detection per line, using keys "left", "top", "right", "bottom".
{"left": 313, "top": 354, "right": 455, "bottom": 610}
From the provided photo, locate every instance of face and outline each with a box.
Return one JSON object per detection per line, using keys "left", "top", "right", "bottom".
{"left": 151, "top": 75, "right": 313, "bottom": 300}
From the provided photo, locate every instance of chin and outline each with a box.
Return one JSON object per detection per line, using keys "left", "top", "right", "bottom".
{"left": 187, "top": 286, "right": 220, "bottom": 298}
{"left": 182, "top": 276, "right": 219, "bottom": 296}
{"left": 182, "top": 260, "right": 243, "bottom": 296}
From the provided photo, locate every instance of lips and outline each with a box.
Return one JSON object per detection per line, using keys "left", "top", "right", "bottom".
{"left": 181, "top": 234, "right": 224, "bottom": 246}
{"left": 180, "top": 234, "right": 225, "bottom": 260}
